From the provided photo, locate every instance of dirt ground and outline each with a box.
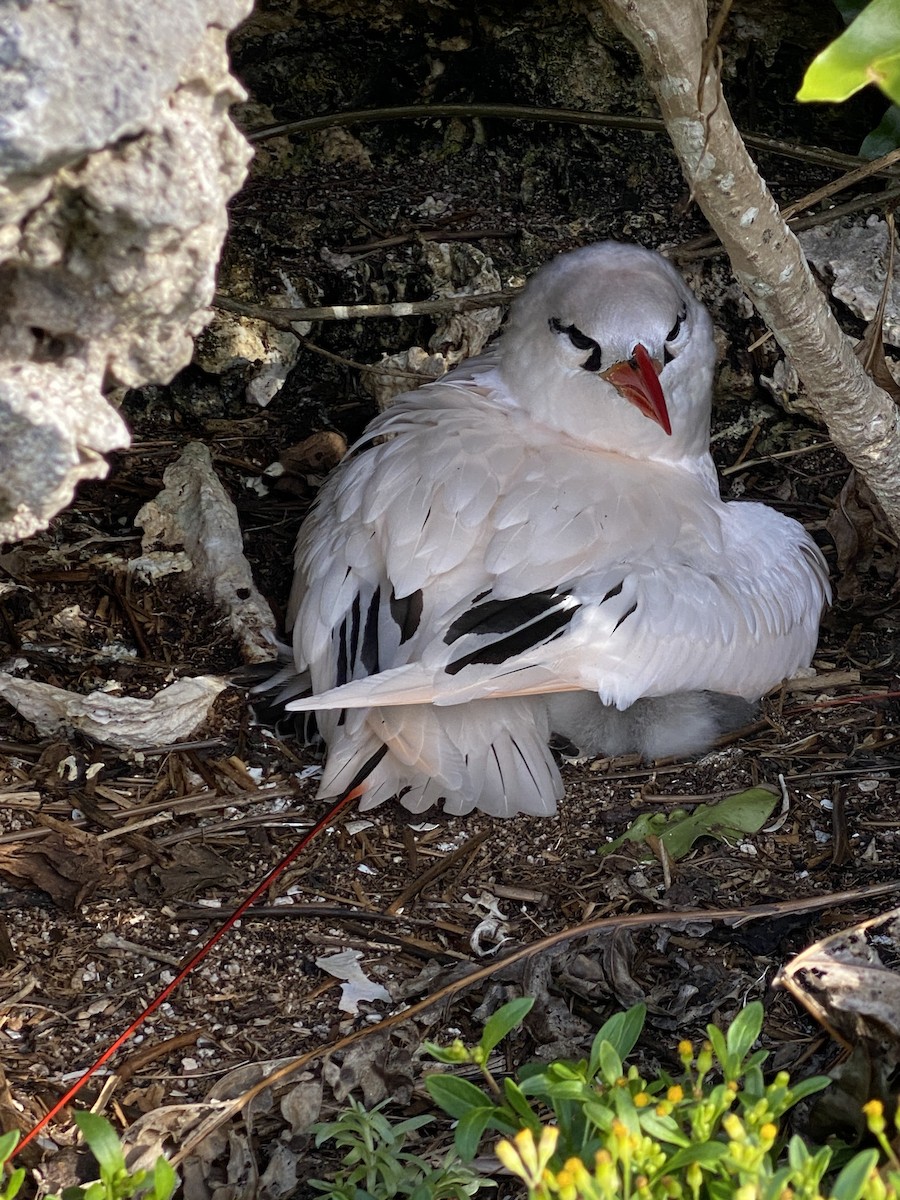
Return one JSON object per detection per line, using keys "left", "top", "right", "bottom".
{"left": 1, "top": 4, "right": 900, "bottom": 1196}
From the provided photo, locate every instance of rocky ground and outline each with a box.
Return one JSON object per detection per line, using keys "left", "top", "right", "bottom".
{"left": 1, "top": 3, "right": 899, "bottom": 1196}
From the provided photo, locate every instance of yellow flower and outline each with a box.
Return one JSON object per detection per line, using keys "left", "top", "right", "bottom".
{"left": 722, "top": 1113, "right": 745, "bottom": 1141}
{"left": 863, "top": 1099, "right": 886, "bottom": 1135}
{"left": 667, "top": 1085, "right": 684, "bottom": 1103}
{"left": 634, "top": 1091, "right": 651, "bottom": 1107}
{"left": 495, "top": 1126, "right": 559, "bottom": 1184}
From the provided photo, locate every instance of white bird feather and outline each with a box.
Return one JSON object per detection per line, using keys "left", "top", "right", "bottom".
{"left": 279, "top": 242, "right": 830, "bottom": 816}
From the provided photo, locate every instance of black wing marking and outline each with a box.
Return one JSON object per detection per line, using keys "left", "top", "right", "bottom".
{"left": 444, "top": 588, "right": 571, "bottom": 643}
{"left": 389, "top": 587, "right": 423, "bottom": 645}
{"left": 361, "top": 587, "right": 381, "bottom": 674}
{"left": 443, "top": 588, "right": 580, "bottom": 676}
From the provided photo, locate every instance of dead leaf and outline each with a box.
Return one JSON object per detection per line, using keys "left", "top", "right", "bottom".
{"left": 853, "top": 209, "right": 900, "bottom": 403}
{"left": 825, "top": 470, "right": 880, "bottom": 600}
{"left": 279, "top": 432, "right": 346, "bottom": 476}
{"left": 315, "top": 948, "right": 391, "bottom": 1014}
{"left": 0, "top": 672, "right": 227, "bottom": 750}
{"left": 0, "top": 825, "right": 109, "bottom": 909}
{"left": 775, "top": 906, "right": 900, "bottom": 1066}
{"left": 597, "top": 786, "right": 779, "bottom": 862}
{"left": 134, "top": 441, "right": 278, "bottom": 663}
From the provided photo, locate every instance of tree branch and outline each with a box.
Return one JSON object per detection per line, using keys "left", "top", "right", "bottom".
{"left": 600, "top": 0, "right": 900, "bottom": 537}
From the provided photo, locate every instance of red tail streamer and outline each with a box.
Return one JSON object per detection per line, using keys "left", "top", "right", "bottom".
{"left": 14, "top": 785, "right": 363, "bottom": 1156}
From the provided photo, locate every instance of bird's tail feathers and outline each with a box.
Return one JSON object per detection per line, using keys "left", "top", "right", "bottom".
{"left": 315, "top": 700, "right": 562, "bottom": 818}
{"left": 287, "top": 662, "right": 581, "bottom": 711}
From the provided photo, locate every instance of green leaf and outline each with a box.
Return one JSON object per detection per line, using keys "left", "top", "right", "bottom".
{"left": 422, "top": 1041, "right": 472, "bottom": 1065}
{"left": 0, "top": 1132, "right": 19, "bottom": 1169}
{"left": 783, "top": 1075, "right": 832, "bottom": 1105}
{"left": 787, "top": 1133, "right": 812, "bottom": 1170}
{"left": 589, "top": 1004, "right": 646, "bottom": 1072}
{"left": 0, "top": 1166, "right": 25, "bottom": 1200}
{"left": 597, "top": 1041, "right": 624, "bottom": 1084}
{"left": 637, "top": 1112, "right": 691, "bottom": 1146}
{"left": 453, "top": 1108, "right": 494, "bottom": 1162}
{"left": 706, "top": 1024, "right": 728, "bottom": 1069}
{"left": 663, "top": 1141, "right": 729, "bottom": 1173}
{"left": 424, "top": 1074, "right": 491, "bottom": 1119}
{"left": 860, "top": 102, "right": 900, "bottom": 155}
{"left": 761, "top": 1167, "right": 798, "bottom": 1200}
{"left": 151, "top": 1157, "right": 178, "bottom": 1200}
{"left": 597, "top": 787, "right": 778, "bottom": 861}
{"left": 798, "top": 0, "right": 900, "bottom": 105}
{"left": 723, "top": 1002, "right": 763, "bottom": 1063}
{"left": 480, "top": 998, "right": 534, "bottom": 1058}
{"left": 73, "top": 1113, "right": 126, "bottom": 1179}
{"left": 830, "top": 1149, "right": 880, "bottom": 1200}
{"left": 502, "top": 1078, "right": 542, "bottom": 1128}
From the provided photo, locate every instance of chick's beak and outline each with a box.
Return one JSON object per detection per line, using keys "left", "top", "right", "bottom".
{"left": 601, "top": 342, "right": 672, "bottom": 436}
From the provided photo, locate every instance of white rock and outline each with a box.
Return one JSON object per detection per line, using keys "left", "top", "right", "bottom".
{"left": 0, "top": 0, "right": 254, "bottom": 540}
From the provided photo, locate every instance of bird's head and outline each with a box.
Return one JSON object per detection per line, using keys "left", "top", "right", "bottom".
{"left": 498, "top": 242, "right": 716, "bottom": 464}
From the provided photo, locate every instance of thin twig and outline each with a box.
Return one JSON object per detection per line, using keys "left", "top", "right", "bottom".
{"left": 214, "top": 290, "right": 514, "bottom": 326}
{"left": 246, "top": 102, "right": 893, "bottom": 175}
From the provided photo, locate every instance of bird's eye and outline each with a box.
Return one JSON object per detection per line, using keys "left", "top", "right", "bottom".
{"left": 566, "top": 325, "right": 596, "bottom": 351}
{"left": 550, "top": 317, "right": 603, "bottom": 372}
{"left": 550, "top": 317, "right": 599, "bottom": 352}
{"left": 666, "top": 304, "right": 688, "bottom": 344}
{"left": 663, "top": 304, "right": 688, "bottom": 366}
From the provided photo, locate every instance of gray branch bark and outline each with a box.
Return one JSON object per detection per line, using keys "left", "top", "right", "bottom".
{"left": 600, "top": 0, "right": 900, "bottom": 537}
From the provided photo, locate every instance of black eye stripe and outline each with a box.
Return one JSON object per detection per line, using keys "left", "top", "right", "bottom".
{"left": 549, "top": 316, "right": 600, "bottom": 352}
{"left": 666, "top": 303, "right": 688, "bottom": 343}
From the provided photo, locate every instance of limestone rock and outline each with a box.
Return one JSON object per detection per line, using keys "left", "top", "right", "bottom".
{"left": 0, "top": 0, "right": 254, "bottom": 541}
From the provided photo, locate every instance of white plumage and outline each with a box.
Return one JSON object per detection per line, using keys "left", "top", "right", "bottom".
{"left": 281, "top": 242, "right": 830, "bottom": 817}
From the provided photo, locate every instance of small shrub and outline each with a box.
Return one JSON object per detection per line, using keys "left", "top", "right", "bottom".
{"left": 424, "top": 999, "right": 900, "bottom": 1200}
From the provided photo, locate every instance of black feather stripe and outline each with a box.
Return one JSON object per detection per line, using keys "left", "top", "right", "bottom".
{"left": 349, "top": 593, "right": 361, "bottom": 666}
{"left": 361, "top": 586, "right": 381, "bottom": 675}
{"left": 389, "top": 587, "right": 423, "bottom": 645}
{"left": 444, "top": 589, "right": 570, "bottom": 644}
{"left": 510, "top": 736, "right": 540, "bottom": 790}
{"left": 613, "top": 602, "right": 638, "bottom": 632}
{"left": 446, "top": 610, "right": 574, "bottom": 674}
{"left": 336, "top": 620, "right": 349, "bottom": 686}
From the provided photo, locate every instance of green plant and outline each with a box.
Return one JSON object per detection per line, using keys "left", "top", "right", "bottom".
{"left": 0, "top": 1114, "right": 177, "bottom": 1200}
{"left": 424, "top": 999, "right": 900, "bottom": 1199}
{"left": 797, "top": 0, "right": 900, "bottom": 157}
{"left": 798, "top": 0, "right": 900, "bottom": 107}
{"left": 309, "top": 1096, "right": 492, "bottom": 1198}
{"left": 0, "top": 1132, "right": 25, "bottom": 1200}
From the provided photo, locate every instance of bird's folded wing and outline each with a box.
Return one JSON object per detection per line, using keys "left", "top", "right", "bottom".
{"left": 286, "top": 506, "right": 829, "bottom": 714}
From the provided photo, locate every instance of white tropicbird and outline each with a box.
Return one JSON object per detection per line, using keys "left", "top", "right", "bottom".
{"left": 280, "top": 242, "right": 829, "bottom": 817}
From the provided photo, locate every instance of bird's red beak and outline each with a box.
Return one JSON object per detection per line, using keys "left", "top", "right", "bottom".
{"left": 601, "top": 343, "right": 672, "bottom": 436}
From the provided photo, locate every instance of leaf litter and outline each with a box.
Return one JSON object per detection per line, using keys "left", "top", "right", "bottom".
{"left": 2, "top": 20, "right": 900, "bottom": 1194}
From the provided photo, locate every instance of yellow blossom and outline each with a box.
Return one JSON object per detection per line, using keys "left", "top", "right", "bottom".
{"left": 722, "top": 1113, "right": 745, "bottom": 1141}
{"left": 667, "top": 1085, "right": 684, "bottom": 1103}
{"left": 495, "top": 1126, "right": 560, "bottom": 1185}
{"left": 864, "top": 1099, "right": 887, "bottom": 1135}
{"left": 634, "top": 1091, "right": 651, "bottom": 1107}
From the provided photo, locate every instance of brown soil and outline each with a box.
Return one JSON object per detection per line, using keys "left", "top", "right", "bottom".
{"left": 1, "top": 4, "right": 899, "bottom": 1196}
